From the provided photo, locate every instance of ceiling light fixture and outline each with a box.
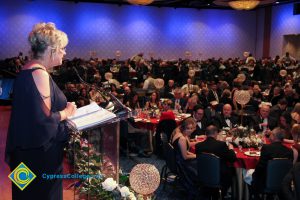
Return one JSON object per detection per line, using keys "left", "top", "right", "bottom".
{"left": 228, "top": 0, "right": 260, "bottom": 10}
{"left": 214, "top": 0, "right": 276, "bottom": 10}
{"left": 127, "top": 0, "right": 154, "bottom": 5}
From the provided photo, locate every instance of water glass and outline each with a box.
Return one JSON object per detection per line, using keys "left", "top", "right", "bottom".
{"left": 238, "top": 144, "right": 243, "bottom": 152}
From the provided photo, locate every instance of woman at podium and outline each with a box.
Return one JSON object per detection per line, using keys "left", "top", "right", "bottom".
{"left": 5, "top": 22, "right": 76, "bottom": 200}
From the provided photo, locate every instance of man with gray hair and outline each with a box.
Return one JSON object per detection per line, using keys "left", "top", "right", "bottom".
{"left": 250, "top": 127, "right": 294, "bottom": 199}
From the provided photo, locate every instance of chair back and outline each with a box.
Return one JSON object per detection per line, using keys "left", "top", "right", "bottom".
{"left": 265, "top": 158, "right": 293, "bottom": 193}
{"left": 164, "top": 143, "right": 178, "bottom": 174}
{"left": 197, "top": 152, "right": 221, "bottom": 188}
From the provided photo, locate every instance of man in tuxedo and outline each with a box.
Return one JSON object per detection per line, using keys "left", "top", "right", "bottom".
{"left": 163, "top": 79, "right": 176, "bottom": 99}
{"left": 191, "top": 104, "right": 208, "bottom": 138}
{"left": 251, "top": 127, "right": 294, "bottom": 199}
{"left": 196, "top": 125, "right": 236, "bottom": 196}
{"left": 207, "top": 82, "right": 221, "bottom": 103}
{"left": 213, "top": 104, "right": 239, "bottom": 130}
{"left": 252, "top": 103, "right": 277, "bottom": 133}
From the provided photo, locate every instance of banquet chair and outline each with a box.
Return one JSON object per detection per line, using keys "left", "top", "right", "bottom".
{"left": 155, "top": 119, "right": 177, "bottom": 156}
{"left": 264, "top": 158, "right": 293, "bottom": 199}
{"left": 160, "top": 141, "right": 179, "bottom": 190}
{"left": 197, "top": 152, "right": 222, "bottom": 200}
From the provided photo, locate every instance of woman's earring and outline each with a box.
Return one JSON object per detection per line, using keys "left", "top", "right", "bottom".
{"left": 50, "top": 50, "right": 55, "bottom": 61}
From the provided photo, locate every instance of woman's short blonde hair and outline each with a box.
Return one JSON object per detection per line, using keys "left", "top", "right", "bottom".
{"left": 28, "top": 22, "right": 68, "bottom": 59}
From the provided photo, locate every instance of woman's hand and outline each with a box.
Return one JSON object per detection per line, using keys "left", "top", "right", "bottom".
{"left": 65, "top": 102, "right": 77, "bottom": 117}
{"left": 60, "top": 102, "right": 77, "bottom": 121}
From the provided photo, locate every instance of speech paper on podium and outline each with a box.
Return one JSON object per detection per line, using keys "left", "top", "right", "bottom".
{"left": 67, "top": 102, "right": 116, "bottom": 131}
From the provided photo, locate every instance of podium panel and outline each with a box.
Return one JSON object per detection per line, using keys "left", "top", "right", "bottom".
{"left": 68, "top": 120, "right": 120, "bottom": 199}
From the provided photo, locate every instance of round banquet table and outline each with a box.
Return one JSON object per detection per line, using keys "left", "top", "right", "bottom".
{"left": 190, "top": 137, "right": 294, "bottom": 200}
{"left": 133, "top": 113, "right": 191, "bottom": 131}
{"left": 132, "top": 112, "right": 191, "bottom": 152}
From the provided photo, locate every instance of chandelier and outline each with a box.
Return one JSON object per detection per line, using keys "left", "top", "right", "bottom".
{"left": 127, "top": 0, "right": 154, "bottom": 5}
{"left": 214, "top": 0, "right": 275, "bottom": 10}
{"left": 228, "top": 0, "right": 260, "bottom": 10}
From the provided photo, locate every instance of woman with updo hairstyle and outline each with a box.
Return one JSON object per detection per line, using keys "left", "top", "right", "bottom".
{"left": 5, "top": 22, "right": 76, "bottom": 199}
{"left": 170, "top": 117, "right": 198, "bottom": 187}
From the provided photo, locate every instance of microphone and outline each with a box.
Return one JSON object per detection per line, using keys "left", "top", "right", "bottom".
{"left": 72, "top": 66, "right": 110, "bottom": 106}
{"left": 72, "top": 66, "right": 130, "bottom": 117}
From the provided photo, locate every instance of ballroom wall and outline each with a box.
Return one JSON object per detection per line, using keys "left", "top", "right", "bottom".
{"left": 270, "top": 3, "right": 300, "bottom": 59}
{"left": 0, "top": 0, "right": 261, "bottom": 60}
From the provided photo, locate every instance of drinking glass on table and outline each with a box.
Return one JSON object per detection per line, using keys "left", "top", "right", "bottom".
{"left": 238, "top": 141, "right": 243, "bottom": 152}
{"left": 257, "top": 143, "right": 263, "bottom": 151}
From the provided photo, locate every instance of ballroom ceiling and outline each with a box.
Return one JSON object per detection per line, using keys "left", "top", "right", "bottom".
{"left": 58, "top": 0, "right": 298, "bottom": 10}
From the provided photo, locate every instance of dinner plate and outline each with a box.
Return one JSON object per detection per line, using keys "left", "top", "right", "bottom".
{"left": 244, "top": 151, "right": 261, "bottom": 157}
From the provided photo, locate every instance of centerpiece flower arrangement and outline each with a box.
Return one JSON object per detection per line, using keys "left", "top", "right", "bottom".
{"left": 66, "top": 131, "right": 137, "bottom": 200}
{"left": 227, "top": 126, "right": 264, "bottom": 148}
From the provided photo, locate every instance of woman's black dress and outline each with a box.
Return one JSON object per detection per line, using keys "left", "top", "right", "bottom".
{"left": 5, "top": 68, "right": 69, "bottom": 200}
{"left": 172, "top": 137, "right": 198, "bottom": 188}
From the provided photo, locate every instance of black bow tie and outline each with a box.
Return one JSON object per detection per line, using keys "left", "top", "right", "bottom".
{"left": 225, "top": 117, "right": 230, "bottom": 120}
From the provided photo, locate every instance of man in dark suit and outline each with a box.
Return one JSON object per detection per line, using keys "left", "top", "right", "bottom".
{"left": 250, "top": 127, "right": 294, "bottom": 199}
{"left": 207, "top": 82, "right": 221, "bottom": 103}
{"left": 171, "top": 88, "right": 187, "bottom": 111}
{"left": 196, "top": 125, "right": 236, "bottom": 195}
{"left": 191, "top": 104, "right": 208, "bottom": 138}
{"left": 269, "top": 98, "right": 287, "bottom": 124}
{"left": 213, "top": 104, "right": 239, "bottom": 130}
{"left": 251, "top": 103, "right": 277, "bottom": 133}
{"left": 163, "top": 79, "right": 176, "bottom": 99}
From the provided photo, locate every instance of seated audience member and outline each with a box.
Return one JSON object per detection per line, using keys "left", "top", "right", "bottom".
{"left": 125, "top": 91, "right": 141, "bottom": 110}
{"left": 251, "top": 103, "right": 277, "bottom": 133}
{"left": 207, "top": 82, "right": 221, "bottom": 104}
{"left": 252, "top": 84, "right": 263, "bottom": 104}
{"left": 184, "top": 94, "right": 199, "bottom": 114}
{"left": 172, "top": 88, "right": 187, "bottom": 112}
{"left": 269, "top": 98, "right": 288, "bottom": 124}
{"left": 195, "top": 125, "right": 236, "bottom": 197}
{"left": 170, "top": 117, "right": 197, "bottom": 184}
{"left": 142, "top": 72, "right": 155, "bottom": 90}
{"left": 181, "top": 78, "right": 195, "bottom": 95}
{"left": 291, "top": 103, "right": 300, "bottom": 124}
{"left": 219, "top": 89, "right": 233, "bottom": 107}
{"left": 250, "top": 127, "right": 294, "bottom": 200}
{"left": 198, "top": 87, "right": 210, "bottom": 108}
{"left": 164, "top": 79, "right": 176, "bottom": 99}
{"left": 65, "top": 83, "right": 79, "bottom": 102}
{"left": 213, "top": 104, "right": 238, "bottom": 130}
{"left": 161, "top": 99, "right": 173, "bottom": 112}
{"left": 122, "top": 86, "right": 132, "bottom": 105}
{"left": 269, "top": 86, "right": 283, "bottom": 106}
{"left": 290, "top": 124, "right": 300, "bottom": 162}
{"left": 191, "top": 104, "right": 208, "bottom": 138}
{"left": 204, "top": 100, "right": 219, "bottom": 122}
{"left": 278, "top": 111, "right": 293, "bottom": 139}
{"left": 144, "top": 91, "right": 161, "bottom": 110}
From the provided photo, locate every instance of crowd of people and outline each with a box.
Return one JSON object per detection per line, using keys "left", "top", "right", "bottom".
{"left": 2, "top": 47, "right": 300, "bottom": 199}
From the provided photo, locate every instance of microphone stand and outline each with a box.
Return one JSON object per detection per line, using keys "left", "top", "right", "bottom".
{"left": 72, "top": 66, "right": 131, "bottom": 118}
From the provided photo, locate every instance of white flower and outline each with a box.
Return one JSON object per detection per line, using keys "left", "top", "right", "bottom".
{"left": 244, "top": 137, "right": 251, "bottom": 144}
{"left": 234, "top": 137, "right": 240, "bottom": 145}
{"left": 101, "top": 178, "right": 117, "bottom": 191}
{"left": 120, "top": 186, "right": 131, "bottom": 197}
{"left": 128, "top": 192, "right": 136, "bottom": 200}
